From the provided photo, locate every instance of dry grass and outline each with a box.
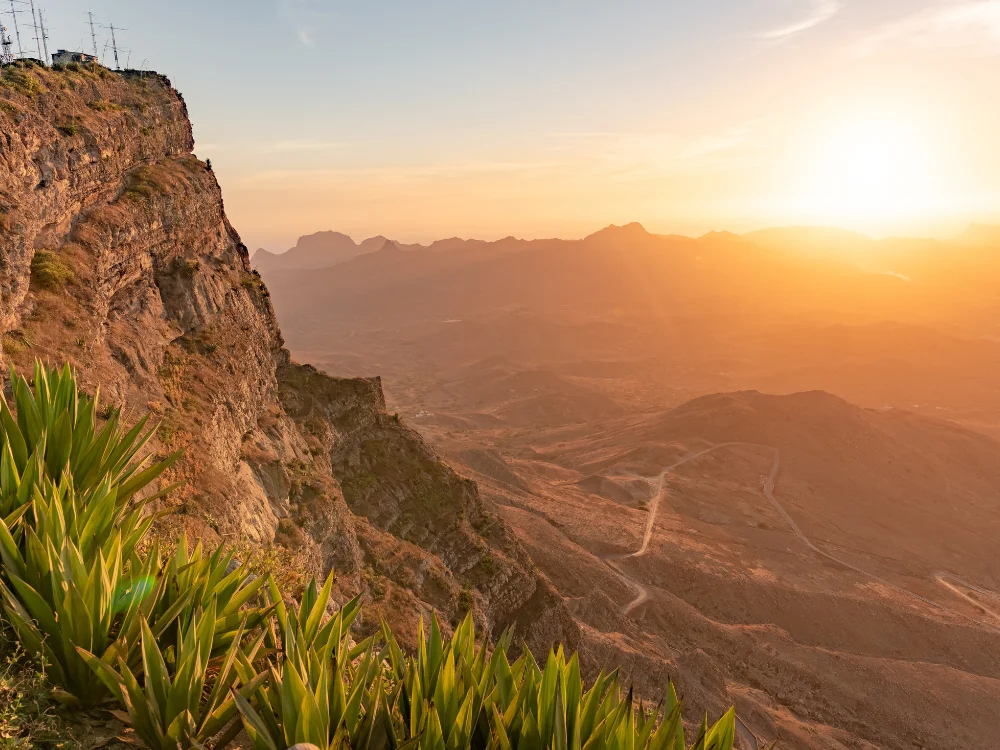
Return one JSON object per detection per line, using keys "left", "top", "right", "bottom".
{"left": 1, "top": 332, "right": 32, "bottom": 358}
{"left": 0, "top": 65, "right": 42, "bottom": 99}
{"left": 30, "top": 251, "right": 76, "bottom": 290}
{"left": 0, "top": 623, "right": 80, "bottom": 749}
{"left": 122, "top": 166, "right": 169, "bottom": 202}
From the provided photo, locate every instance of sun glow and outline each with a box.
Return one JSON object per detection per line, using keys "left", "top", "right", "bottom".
{"left": 798, "top": 114, "right": 938, "bottom": 227}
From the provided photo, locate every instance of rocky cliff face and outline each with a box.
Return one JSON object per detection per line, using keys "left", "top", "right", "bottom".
{"left": 0, "top": 61, "right": 567, "bottom": 646}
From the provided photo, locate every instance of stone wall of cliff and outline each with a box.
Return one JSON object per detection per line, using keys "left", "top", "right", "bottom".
{"left": 0, "top": 61, "right": 569, "bottom": 647}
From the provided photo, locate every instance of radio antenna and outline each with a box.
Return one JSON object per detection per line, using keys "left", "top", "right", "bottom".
{"left": 26, "top": 0, "right": 38, "bottom": 60}
{"left": 1, "top": 23, "right": 13, "bottom": 64}
{"left": 99, "top": 22, "right": 124, "bottom": 70}
{"left": 6, "top": 0, "right": 25, "bottom": 58}
{"left": 37, "top": 6, "right": 47, "bottom": 64}
{"left": 87, "top": 11, "right": 98, "bottom": 58}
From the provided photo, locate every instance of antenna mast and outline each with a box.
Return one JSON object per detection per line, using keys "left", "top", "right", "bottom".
{"left": 6, "top": 0, "right": 24, "bottom": 58}
{"left": 37, "top": 6, "right": 47, "bottom": 64}
{"left": 26, "top": 0, "right": 38, "bottom": 61}
{"left": 87, "top": 11, "right": 97, "bottom": 58}
{"left": 101, "top": 22, "right": 122, "bottom": 70}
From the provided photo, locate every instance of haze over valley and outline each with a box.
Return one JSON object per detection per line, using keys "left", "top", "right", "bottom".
{"left": 257, "top": 222, "right": 1000, "bottom": 749}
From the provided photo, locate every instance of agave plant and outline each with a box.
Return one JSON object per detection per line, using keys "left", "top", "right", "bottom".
{"left": 234, "top": 573, "right": 379, "bottom": 750}
{"left": 382, "top": 614, "right": 736, "bottom": 750}
{"left": 238, "top": 599, "right": 736, "bottom": 750}
{"left": 267, "top": 572, "right": 364, "bottom": 657}
{"left": 148, "top": 534, "right": 274, "bottom": 660}
{"left": 0, "top": 361, "right": 183, "bottom": 705}
{"left": 0, "top": 478, "right": 192, "bottom": 706}
{"left": 80, "top": 601, "right": 268, "bottom": 750}
{"left": 0, "top": 361, "right": 181, "bottom": 521}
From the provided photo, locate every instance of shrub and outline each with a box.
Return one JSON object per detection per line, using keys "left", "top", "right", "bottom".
{"left": 30, "top": 251, "right": 75, "bottom": 290}
{"left": 123, "top": 167, "right": 167, "bottom": 202}
{"left": 0, "top": 332, "right": 30, "bottom": 357}
{"left": 0, "top": 628, "right": 76, "bottom": 748}
{"left": 79, "top": 604, "right": 267, "bottom": 750}
{"left": 0, "top": 363, "right": 182, "bottom": 706}
{"left": 0, "top": 67, "right": 41, "bottom": 99}
{"left": 87, "top": 100, "right": 122, "bottom": 112}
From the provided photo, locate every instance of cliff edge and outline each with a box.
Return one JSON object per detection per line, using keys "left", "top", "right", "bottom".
{"left": 0, "top": 61, "right": 571, "bottom": 647}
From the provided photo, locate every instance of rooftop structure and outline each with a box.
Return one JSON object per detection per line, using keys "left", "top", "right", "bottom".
{"left": 52, "top": 48, "right": 97, "bottom": 65}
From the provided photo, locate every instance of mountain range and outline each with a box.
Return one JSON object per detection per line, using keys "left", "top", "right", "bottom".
{"left": 255, "top": 220, "right": 1000, "bottom": 748}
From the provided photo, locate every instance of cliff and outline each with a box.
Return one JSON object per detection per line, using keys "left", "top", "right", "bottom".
{"left": 0, "top": 61, "right": 569, "bottom": 646}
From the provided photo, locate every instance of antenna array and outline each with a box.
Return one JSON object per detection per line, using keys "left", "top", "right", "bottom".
{"left": 27, "top": 0, "right": 38, "bottom": 60}
{"left": 0, "top": 6, "right": 137, "bottom": 69}
{"left": 87, "top": 11, "right": 97, "bottom": 58}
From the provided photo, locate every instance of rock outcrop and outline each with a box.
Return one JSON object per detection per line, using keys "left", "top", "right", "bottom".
{"left": 0, "top": 61, "right": 566, "bottom": 647}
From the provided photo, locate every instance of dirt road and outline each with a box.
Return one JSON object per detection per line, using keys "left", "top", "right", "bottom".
{"left": 596, "top": 440, "right": 1000, "bottom": 749}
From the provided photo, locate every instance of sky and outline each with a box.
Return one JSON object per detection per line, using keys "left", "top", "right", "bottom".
{"left": 13, "top": 0, "right": 1000, "bottom": 249}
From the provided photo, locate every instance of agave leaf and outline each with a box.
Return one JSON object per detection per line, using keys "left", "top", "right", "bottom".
{"left": 233, "top": 686, "right": 281, "bottom": 750}
{"left": 0, "top": 396, "right": 28, "bottom": 470}
{"left": 75, "top": 646, "right": 126, "bottom": 704}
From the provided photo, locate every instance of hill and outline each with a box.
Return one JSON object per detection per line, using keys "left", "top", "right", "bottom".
{"left": 484, "top": 390, "right": 1000, "bottom": 749}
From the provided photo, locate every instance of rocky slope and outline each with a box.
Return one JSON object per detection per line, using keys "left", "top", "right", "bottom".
{"left": 0, "top": 60, "right": 567, "bottom": 647}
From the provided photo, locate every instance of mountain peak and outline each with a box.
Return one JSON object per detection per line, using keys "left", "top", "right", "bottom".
{"left": 585, "top": 222, "right": 652, "bottom": 243}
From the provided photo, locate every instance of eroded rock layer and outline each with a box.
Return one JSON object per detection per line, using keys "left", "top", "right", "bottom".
{"left": 0, "top": 62, "right": 565, "bottom": 648}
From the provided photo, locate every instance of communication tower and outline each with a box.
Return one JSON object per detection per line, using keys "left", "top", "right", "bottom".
{"left": 100, "top": 22, "right": 124, "bottom": 70}
{"left": 27, "top": 0, "right": 38, "bottom": 60}
{"left": 1, "top": 23, "right": 12, "bottom": 64}
{"left": 37, "top": 6, "right": 47, "bottom": 64}
{"left": 4, "top": 0, "right": 26, "bottom": 59}
{"left": 87, "top": 11, "right": 97, "bottom": 58}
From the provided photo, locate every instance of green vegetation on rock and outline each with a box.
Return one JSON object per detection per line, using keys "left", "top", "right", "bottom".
{"left": 29, "top": 251, "right": 75, "bottom": 290}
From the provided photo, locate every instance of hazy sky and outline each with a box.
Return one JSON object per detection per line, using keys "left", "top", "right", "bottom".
{"left": 20, "top": 0, "right": 1000, "bottom": 248}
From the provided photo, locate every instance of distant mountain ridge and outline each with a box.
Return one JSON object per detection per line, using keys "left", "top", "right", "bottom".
{"left": 254, "top": 222, "right": 998, "bottom": 275}
{"left": 252, "top": 231, "right": 414, "bottom": 273}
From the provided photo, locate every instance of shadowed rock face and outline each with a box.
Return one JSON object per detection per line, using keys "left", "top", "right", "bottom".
{"left": 0, "top": 62, "right": 569, "bottom": 651}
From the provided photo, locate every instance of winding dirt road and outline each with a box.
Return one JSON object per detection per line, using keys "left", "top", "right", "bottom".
{"left": 606, "top": 441, "right": 1000, "bottom": 626}
{"left": 598, "top": 441, "right": 1000, "bottom": 749}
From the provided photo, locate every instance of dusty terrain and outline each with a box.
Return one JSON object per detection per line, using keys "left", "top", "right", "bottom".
{"left": 258, "top": 224, "right": 1000, "bottom": 749}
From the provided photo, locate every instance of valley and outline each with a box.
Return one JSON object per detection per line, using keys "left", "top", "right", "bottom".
{"left": 258, "top": 225, "right": 1000, "bottom": 749}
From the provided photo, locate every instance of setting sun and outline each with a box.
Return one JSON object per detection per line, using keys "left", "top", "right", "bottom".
{"left": 801, "top": 114, "right": 936, "bottom": 226}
